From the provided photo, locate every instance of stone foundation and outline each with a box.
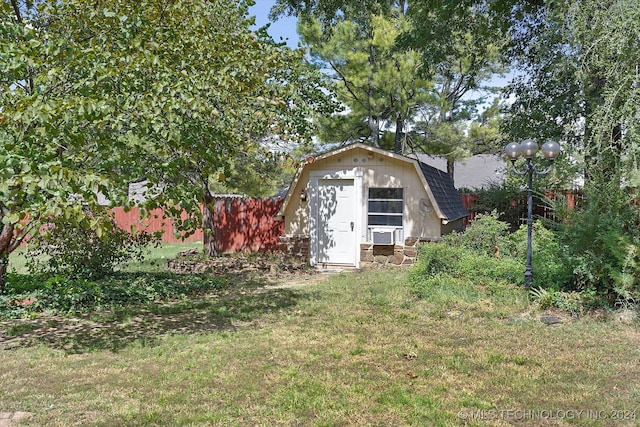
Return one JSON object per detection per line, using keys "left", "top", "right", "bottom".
{"left": 278, "top": 234, "right": 437, "bottom": 267}
{"left": 360, "top": 236, "right": 438, "bottom": 267}
{"left": 278, "top": 234, "right": 310, "bottom": 262}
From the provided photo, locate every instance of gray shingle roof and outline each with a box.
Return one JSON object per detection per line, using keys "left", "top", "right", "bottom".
{"left": 418, "top": 162, "right": 469, "bottom": 221}
{"left": 413, "top": 153, "right": 506, "bottom": 190}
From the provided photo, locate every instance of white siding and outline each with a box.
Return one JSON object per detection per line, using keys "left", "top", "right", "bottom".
{"left": 282, "top": 147, "right": 442, "bottom": 240}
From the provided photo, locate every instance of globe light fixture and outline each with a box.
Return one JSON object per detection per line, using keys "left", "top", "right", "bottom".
{"left": 541, "top": 140, "right": 561, "bottom": 160}
{"left": 504, "top": 139, "right": 561, "bottom": 288}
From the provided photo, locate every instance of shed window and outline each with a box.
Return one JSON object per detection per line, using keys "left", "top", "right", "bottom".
{"left": 368, "top": 188, "right": 403, "bottom": 226}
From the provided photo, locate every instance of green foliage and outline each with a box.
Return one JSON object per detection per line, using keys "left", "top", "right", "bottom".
{"left": 0, "top": 0, "right": 334, "bottom": 282}
{"left": 408, "top": 243, "right": 527, "bottom": 317}
{"left": 299, "top": 10, "right": 432, "bottom": 150}
{"left": 412, "top": 243, "right": 524, "bottom": 286}
{"left": 443, "top": 211, "right": 511, "bottom": 256}
{"left": 529, "top": 287, "right": 604, "bottom": 317}
{"left": 0, "top": 272, "right": 225, "bottom": 318}
{"left": 502, "top": 0, "right": 640, "bottom": 185}
{"left": 467, "top": 183, "right": 527, "bottom": 231}
{"left": 293, "top": 0, "right": 508, "bottom": 157}
{"left": 411, "top": 212, "right": 579, "bottom": 310}
{"left": 557, "top": 183, "right": 640, "bottom": 302}
{"left": 509, "top": 222, "right": 574, "bottom": 290}
{"left": 25, "top": 214, "right": 156, "bottom": 281}
{"left": 444, "top": 184, "right": 640, "bottom": 305}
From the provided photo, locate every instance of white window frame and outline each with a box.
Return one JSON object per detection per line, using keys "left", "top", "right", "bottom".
{"left": 367, "top": 187, "right": 404, "bottom": 243}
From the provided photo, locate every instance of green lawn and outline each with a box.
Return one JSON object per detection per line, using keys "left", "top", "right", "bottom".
{"left": 7, "top": 241, "right": 204, "bottom": 274}
{"left": 0, "top": 259, "right": 639, "bottom": 426}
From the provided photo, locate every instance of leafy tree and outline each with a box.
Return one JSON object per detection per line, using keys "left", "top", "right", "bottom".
{"left": 399, "top": 1, "right": 508, "bottom": 178}
{"left": 0, "top": 0, "right": 334, "bottom": 290}
{"left": 299, "top": 8, "right": 432, "bottom": 152}
{"left": 498, "top": 1, "right": 640, "bottom": 302}
{"left": 487, "top": 0, "right": 640, "bottom": 187}
{"left": 275, "top": 0, "right": 508, "bottom": 184}
{"left": 272, "top": 0, "right": 399, "bottom": 29}
{"left": 569, "top": 0, "right": 640, "bottom": 184}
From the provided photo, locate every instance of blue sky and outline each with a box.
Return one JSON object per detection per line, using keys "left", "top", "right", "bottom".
{"left": 249, "top": 0, "right": 300, "bottom": 48}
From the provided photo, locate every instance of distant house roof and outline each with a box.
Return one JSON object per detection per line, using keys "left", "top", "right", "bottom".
{"left": 418, "top": 162, "right": 470, "bottom": 221}
{"left": 412, "top": 153, "right": 507, "bottom": 190}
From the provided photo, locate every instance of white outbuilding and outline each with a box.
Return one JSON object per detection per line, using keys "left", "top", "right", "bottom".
{"left": 277, "top": 143, "right": 468, "bottom": 267}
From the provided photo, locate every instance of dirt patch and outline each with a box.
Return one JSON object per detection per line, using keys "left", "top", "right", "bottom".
{"left": 0, "top": 412, "right": 32, "bottom": 427}
{"left": 167, "top": 250, "right": 315, "bottom": 279}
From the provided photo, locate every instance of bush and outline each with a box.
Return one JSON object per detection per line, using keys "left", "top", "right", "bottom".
{"left": 444, "top": 211, "right": 511, "bottom": 257}
{"left": 468, "top": 182, "right": 530, "bottom": 231}
{"left": 409, "top": 243, "right": 527, "bottom": 315}
{"left": 508, "top": 222, "right": 574, "bottom": 290}
{"left": 556, "top": 182, "right": 640, "bottom": 302}
{"left": 412, "top": 243, "right": 524, "bottom": 285}
{"left": 26, "top": 212, "right": 158, "bottom": 281}
{"left": 409, "top": 211, "right": 585, "bottom": 315}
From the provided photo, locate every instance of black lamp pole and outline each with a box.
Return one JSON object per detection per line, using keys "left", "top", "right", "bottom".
{"left": 505, "top": 139, "right": 561, "bottom": 288}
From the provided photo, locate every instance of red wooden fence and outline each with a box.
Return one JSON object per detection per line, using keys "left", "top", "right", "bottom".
{"left": 110, "top": 197, "right": 285, "bottom": 253}
{"left": 110, "top": 206, "right": 204, "bottom": 243}
{"left": 459, "top": 194, "right": 477, "bottom": 226}
{"left": 205, "top": 197, "right": 284, "bottom": 253}
{"left": 460, "top": 191, "right": 583, "bottom": 226}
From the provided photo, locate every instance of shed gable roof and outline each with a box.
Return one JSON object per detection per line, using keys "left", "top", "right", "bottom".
{"left": 418, "top": 162, "right": 469, "bottom": 221}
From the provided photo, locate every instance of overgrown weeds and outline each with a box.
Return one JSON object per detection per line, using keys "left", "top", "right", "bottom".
{"left": 0, "top": 272, "right": 225, "bottom": 318}
{"left": 409, "top": 211, "right": 636, "bottom": 315}
{"left": 25, "top": 212, "right": 158, "bottom": 281}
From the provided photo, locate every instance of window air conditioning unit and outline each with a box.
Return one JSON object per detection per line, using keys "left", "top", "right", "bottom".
{"left": 372, "top": 229, "right": 395, "bottom": 245}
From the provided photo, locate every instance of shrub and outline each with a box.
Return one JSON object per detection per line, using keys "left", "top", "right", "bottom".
{"left": 444, "top": 211, "right": 512, "bottom": 257}
{"left": 556, "top": 182, "right": 640, "bottom": 302}
{"left": 409, "top": 244, "right": 528, "bottom": 316}
{"left": 409, "top": 210, "right": 585, "bottom": 313}
{"left": 26, "top": 212, "right": 158, "bottom": 281}
{"left": 410, "top": 241, "right": 524, "bottom": 289}
{"left": 508, "top": 221, "right": 574, "bottom": 290}
{"left": 468, "top": 182, "right": 530, "bottom": 231}
{"left": 410, "top": 243, "right": 465, "bottom": 278}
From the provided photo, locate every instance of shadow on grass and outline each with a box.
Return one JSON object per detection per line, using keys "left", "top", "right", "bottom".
{"left": 0, "top": 271, "right": 316, "bottom": 354}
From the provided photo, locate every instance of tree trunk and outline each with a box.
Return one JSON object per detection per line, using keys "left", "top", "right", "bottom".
{"left": 0, "top": 222, "right": 15, "bottom": 294}
{"left": 447, "top": 158, "right": 455, "bottom": 185}
{"left": 0, "top": 254, "right": 8, "bottom": 295}
{"left": 203, "top": 192, "right": 218, "bottom": 257}
{"left": 369, "top": 115, "right": 380, "bottom": 147}
{"left": 394, "top": 116, "right": 404, "bottom": 154}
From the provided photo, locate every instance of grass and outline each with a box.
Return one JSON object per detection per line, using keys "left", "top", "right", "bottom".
{"left": 1, "top": 257, "right": 639, "bottom": 426}
{"left": 7, "top": 241, "right": 203, "bottom": 274}
{"left": 120, "top": 241, "right": 204, "bottom": 273}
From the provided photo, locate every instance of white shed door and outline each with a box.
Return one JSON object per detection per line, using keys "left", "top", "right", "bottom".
{"left": 317, "top": 178, "right": 356, "bottom": 265}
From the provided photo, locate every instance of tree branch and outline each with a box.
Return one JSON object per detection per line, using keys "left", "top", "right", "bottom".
{"left": 10, "top": 0, "right": 22, "bottom": 23}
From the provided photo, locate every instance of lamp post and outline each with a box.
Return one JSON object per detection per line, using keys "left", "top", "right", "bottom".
{"left": 505, "top": 139, "right": 561, "bottom": 288}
